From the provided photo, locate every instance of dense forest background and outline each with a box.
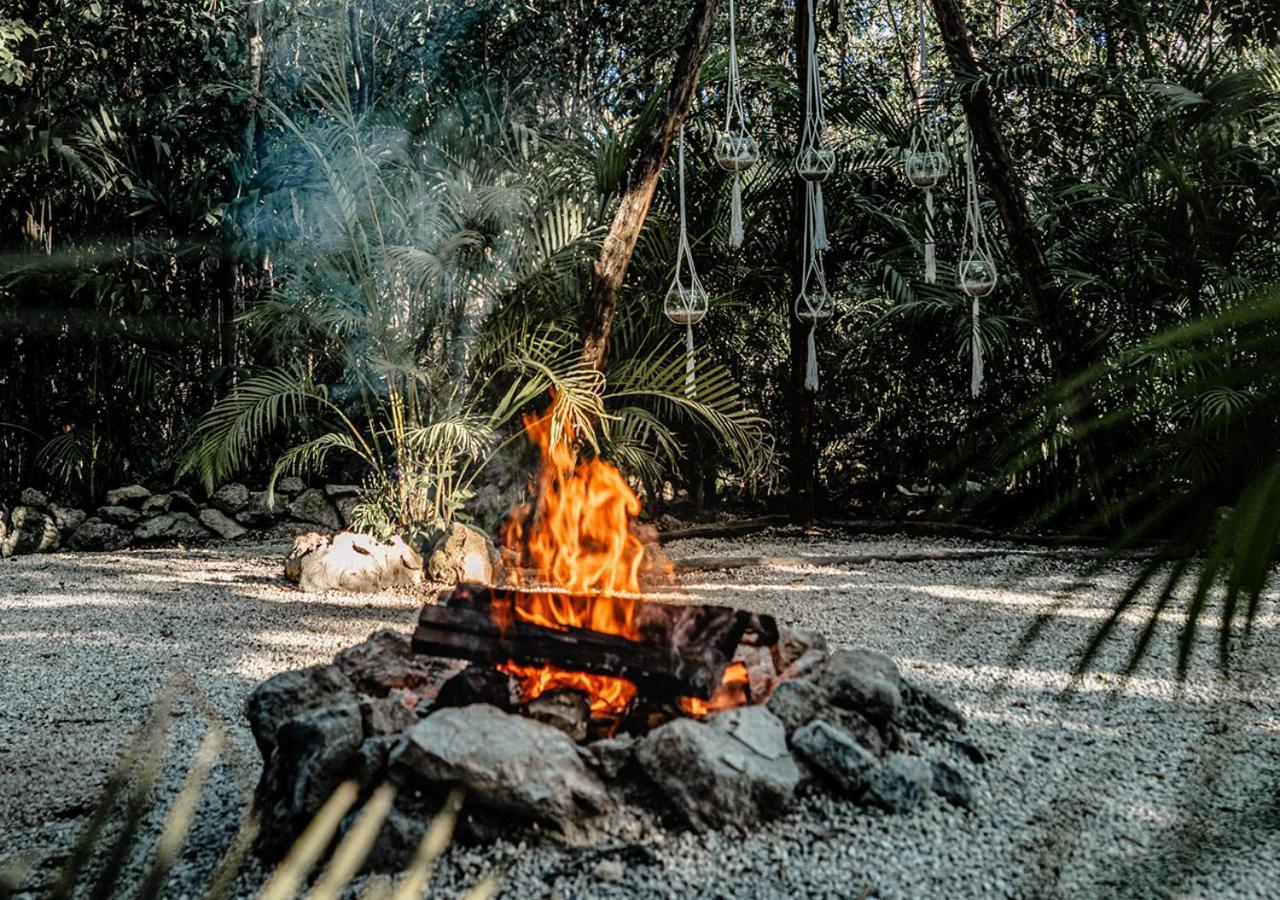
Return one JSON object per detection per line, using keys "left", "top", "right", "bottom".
{"left": 2, "top": 0, "right": 1279, "bottom": 536}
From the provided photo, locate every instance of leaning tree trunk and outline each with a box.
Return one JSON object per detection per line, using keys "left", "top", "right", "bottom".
{"left": 579, "top": 0, "right": 721, "bottom": 372}
{"left": 928, "top": 0, "right": 1102, "bottom": 384}
{"left": 929, "top": 0, "right": 1110, "bottom": 510}
{"left": 787, "top": 0, "right": 818, "bottom": 523}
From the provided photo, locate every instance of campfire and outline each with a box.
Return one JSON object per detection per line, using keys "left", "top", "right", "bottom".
{"left": 247, "top": 397, "right": 977, "bottom": 864}
{"left": 412, "top": 401, "right": 771, "bottom": 736}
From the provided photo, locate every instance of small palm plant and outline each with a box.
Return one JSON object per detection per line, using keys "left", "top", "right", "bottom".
{"left": 180, "top": 41, "right": 767, "bottom": 539}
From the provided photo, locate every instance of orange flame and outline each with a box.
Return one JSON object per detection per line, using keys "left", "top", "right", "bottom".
{"left": 500, "top": 402, "right": 649, "bottom": 715}
{"left": 498, "top": 398, "right": 745, "bottom": 722}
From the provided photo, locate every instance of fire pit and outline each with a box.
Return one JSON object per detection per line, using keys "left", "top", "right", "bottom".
{"left": 245, "top": 403, "right": 983, "bottom": 866}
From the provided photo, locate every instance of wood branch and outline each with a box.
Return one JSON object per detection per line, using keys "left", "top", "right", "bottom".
{"left": 659, "top": 515, "right": 791, "bottom": 541}
{"left": 673, "top": 546, "right": 1156, "bottom": 573}
{"left": 822, "top": 518, "right": 1111, "bottom": 547}
{"left": 412, "top": 584, "right": 776, "bottom": 700}
{"left": 579, "top": 0, "right": 721, "bottom": 371}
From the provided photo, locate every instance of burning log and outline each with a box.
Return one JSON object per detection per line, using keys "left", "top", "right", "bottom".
{"left": 412, "top": 584, "right": 777, "bottom": 701}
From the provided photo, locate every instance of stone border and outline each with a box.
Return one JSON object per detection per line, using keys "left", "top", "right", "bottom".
{"left": 0, "top": 479, "right": 362, "bottom": 557}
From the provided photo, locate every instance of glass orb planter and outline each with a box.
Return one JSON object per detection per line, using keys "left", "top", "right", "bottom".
{"left": 664, "top": 284, "right": 709, "bottom": 326}
{"left": 795, "top": 146, "right": 835, "bottom": 182}
{"left": 958, "top": 256, "right": 997, "bottom": 298}
{"left": 794, "top": 293, "right": 833, "bottom": 325}
{"left": 905, "top": 150, "right": 949, "bottom": 188}
{"left": 715, "top": 132, "right": 760, "bottom": 172}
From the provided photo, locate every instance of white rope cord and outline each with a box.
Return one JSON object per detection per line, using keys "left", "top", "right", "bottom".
{"left": 960, "top": 128, "right": 997, "bottom": 397}
{"left": 716, "top": 0, "right": 759, "bottom": 249}
{"left": 665, "top": 127, "right": 709, "bottom": 396}
{"left": 907, "top": 0, "right": 946, "bottom": 283}
{"left": 794, "top": 0, "right": 833, "bottom": 392}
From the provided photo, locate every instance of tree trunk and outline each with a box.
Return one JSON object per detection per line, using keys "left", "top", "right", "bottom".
{"left": 929, "top": 0, "right": 1096, "bottom": 382}
{"left": 930, "top": 0, "right": 1110, "bottom": 512}
{"left": 787, "top": 0, "right": 817, "bottom": 522}
{"left": 579, "top": 0, "right": 721, "bottom": 372}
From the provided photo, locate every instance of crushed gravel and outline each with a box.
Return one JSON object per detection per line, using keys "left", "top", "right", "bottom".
{"left": 1, "top": 527, "right": 1277, "bottom": 898}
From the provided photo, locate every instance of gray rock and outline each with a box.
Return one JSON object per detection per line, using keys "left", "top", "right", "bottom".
{"left": 245, "top": 663, "right": 358, "bottom": 757}
{"left": 1, "top": 506, "right": 60, "bottom": 556}
{"left": 818, "top": 648, "right": 903, "bottom": 724}
{"left": 635, "top": 705, "right": 800, "bottom": 831}
{"left": 198, "top": 507, "right": 247, "bottom": 540}
{"left": 360, "top": 693, "right": 419, "bottom": 738}
{"left": 133, "top": 511, "right": 209, "bottom": 544}
{"left": 766, "top": 678, "right": 826, "bottom": 736}
{"left": 288, "top": 531, "right": 424, "bottom": 593}
{"left": 792, "top": 719, "right": 877, "bottom": 795}
{"left": 209, "top": 482, "right": 250, "bottom": 514}
{"left": 277, "top": 475, "right": 306, "bottom": 497}
{"left": 105, "top": 484, "right": 150, "bottom": 507}
{"left": 334, "top": 495, "right": 358, "bottom": 529}
{"left": 235, "top": 490, "right": 281, "bottom": 527}
{"left": 254, "top": 702, "right": 364, "bottom": 860}
{"left": 900, "top": 681, "right": 967, "bottom": 735}
{"left": 325, "top": 483, "right": 362, "bottom": 498}
{"left": 772, "top": 627, "right": 828, "bottom": 673}
{"left": 19, "top": 487, "right": 49, "bottom": 508}
{"left": 594, "top": 858, "right": 624, "bottom": 882}
{"left": 864, "top": 753, "right": 932, "bottom": 813}
{"left": 0, "top": 507, "right": 7, "bottom": 550}
{"left": 389, "top": 705, "right": 608, "bottom": 833}
{"left": 48, "top": 503, "right": 87, "bottom": 534}
{"left": 334, "top": 629, "right": 460, "bottom": 697}
{"left": 140, "top": 493, "right": 172, "bottom": 516}
{"left": 363, "top": 807, "right": 427, "bottom": 871}
{"left": 426, "top": 522, "right": 496, "bottom": 585}
{"left": 67, "top": 518, "right": 130, "bottom": 552}
{"left": 168, "top": 490, "right": 198, "bottom": 513}
{"left": 284, "top": 531, "right": 330, "bottom": 581}
{"left": 97, "top": 504, "right": 141, "bottom": 526}
{"left": 735, "top": 644, "right": 777, "bottom": 703}
{"left": 930, "top": 759, "right": 973, "bottom": 809}
{"left": 583, "top": 734, "right": 637, "bottom": 781}
{"left": 527, "top": 689, "right": 591, "bottom": 742}
{"left": 288, "top": 488, "right": 341, "bottom": 531}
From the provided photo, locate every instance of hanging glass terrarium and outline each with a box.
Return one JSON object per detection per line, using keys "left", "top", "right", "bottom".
{"left": 795, "top": 0, "right": 835, "bottom": 185}
{"left": 905, "top": 147, "right": 949, "bottom": 188}
{"left": 795, "top": 145, "right": 835, "bottom": 182}
{"left": 715, "top": 132, "right": 760, "bottom": 172}
{"left": 666, "top": 127, "right": 709, "bottom": 394}
{"left": 664, "top": 280, "right": 709, "bottom": 325}
{"left": 959, "top": 252, "right": 997, "bottom": 298}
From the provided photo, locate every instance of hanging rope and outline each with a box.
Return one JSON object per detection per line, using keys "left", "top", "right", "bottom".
{"left": 794, "top": 0, "right": 833, "bottom": 391}
{"left": 905, "top": 0, "right": 947, "bottom": 283}
{"left": 716, "top": 0, "right": 759, "bottom": 249}
{"left": 959, "top": 129, "right": 998, "bottom": 397}
{"left": 665, "top": 127, "right": 709, "bottom": 397}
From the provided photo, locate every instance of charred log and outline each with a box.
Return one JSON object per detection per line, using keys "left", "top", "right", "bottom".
{"left": 412, "top": 584, "right": 777, "bottom": 701}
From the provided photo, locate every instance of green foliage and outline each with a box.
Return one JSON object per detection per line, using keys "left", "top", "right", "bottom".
{"left": 180, "top": 42, "right": 764, "bottom": 536}
{"left": 0, "top": 689, "right": 488, "bottom": 900}
{"left": 993, "top": 287, "right": 1280, "bottom": 676}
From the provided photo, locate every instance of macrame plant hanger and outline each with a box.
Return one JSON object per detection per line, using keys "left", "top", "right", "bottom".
{"left": 665, "top": 126, "right": 709, "bottom": 397}
{"left": 794, "top": 0, "right": 834, "bottom": 390}
{"left": 715, "top": 0, "right": 759, "bottom": 248}
{"left": 959, "top": 127, "right": 997, "bottom": 397}
{"left": 905, "top": 0, "right": 948, "bottom": 284}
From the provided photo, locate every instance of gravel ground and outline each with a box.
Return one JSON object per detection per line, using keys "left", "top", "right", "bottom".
{"left": 2, "top": 526, "right": 1278, "bottom": 898}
